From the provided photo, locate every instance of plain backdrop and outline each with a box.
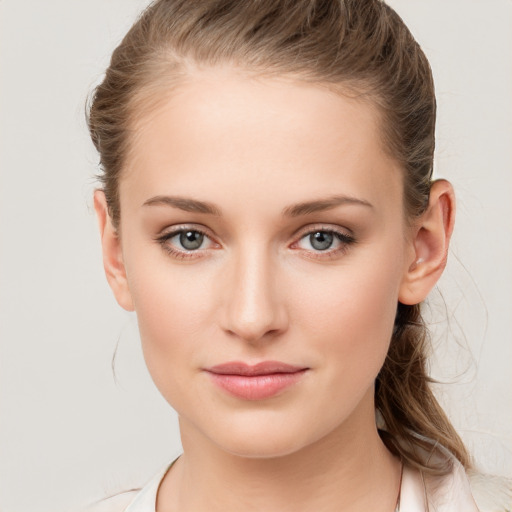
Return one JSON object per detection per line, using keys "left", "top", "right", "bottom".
{"left": 1, "top": 1, "right": 511, "bottom": 510}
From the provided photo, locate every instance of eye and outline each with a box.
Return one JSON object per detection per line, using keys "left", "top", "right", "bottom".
{"left": 293, "top": 227, "right": 356, "bottom": 258}
{"left": 174, "top": 230, "right": 206, "bottom": 250}
{"left": 305, "top": 231, "right": 335, "bottom": 251}
{"left": 156, "top": 226, "right": 217, "bottom": 260}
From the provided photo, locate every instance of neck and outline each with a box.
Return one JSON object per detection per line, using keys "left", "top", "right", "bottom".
{"left": 157, "top": 393, "right": 401, "bottom": 512}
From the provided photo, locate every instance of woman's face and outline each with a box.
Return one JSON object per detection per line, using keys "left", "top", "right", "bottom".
{"left": 114, "top": 68, "right": 416, "bottom": 458}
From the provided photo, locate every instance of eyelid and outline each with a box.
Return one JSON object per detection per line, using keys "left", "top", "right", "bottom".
{"left": 155, "top": 223, "right": 355, "bottom": 261}
{"left": 157, "top": 223, "right": 216, "bottom": 241}
{"left": 289, "top": 223, "right": 356, "bottom": 259}
{"left": 155, "top": 224, "right": 220, "bottom": 259}
{"left": 292, "top": 223, "right": 355, "bottom": 240}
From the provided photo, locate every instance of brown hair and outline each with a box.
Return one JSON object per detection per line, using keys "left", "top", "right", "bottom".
{"left": 87, "top": 0, "right": 470, "bottom": 473}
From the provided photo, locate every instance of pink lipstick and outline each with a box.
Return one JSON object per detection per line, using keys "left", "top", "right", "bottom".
{"left": 204, "top": 361, "right": 308, "bottom": 400}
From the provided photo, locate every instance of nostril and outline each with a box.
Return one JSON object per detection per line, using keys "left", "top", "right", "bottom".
{"left": 222, "top": 309, "right": 288, "bottom": 344}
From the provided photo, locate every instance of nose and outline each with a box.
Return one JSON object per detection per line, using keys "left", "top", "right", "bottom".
{"left": 220, "top": 245, "right": 288, "bottom": 344}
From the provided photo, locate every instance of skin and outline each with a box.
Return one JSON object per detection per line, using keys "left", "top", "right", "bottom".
{"left": 95, "top": 66, "right": 455, "bottom": 512}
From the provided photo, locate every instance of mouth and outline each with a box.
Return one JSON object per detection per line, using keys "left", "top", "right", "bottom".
{"left": 204, "top": 361, "right": 309, "bottom": 400}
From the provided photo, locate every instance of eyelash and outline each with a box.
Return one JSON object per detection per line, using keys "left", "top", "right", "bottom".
{"left": 155, "top": 225, "right": 356, "bottom": 261}
{"left": 291, "top": 226, "right": 356, "bottom": 260}
{"left": 156, "top": 226, "right": 213, "bottom": 261}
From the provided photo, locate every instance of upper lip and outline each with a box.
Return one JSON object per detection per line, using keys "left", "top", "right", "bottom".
{"left": 206, "top": 361, "right": 307, "bottom": 376}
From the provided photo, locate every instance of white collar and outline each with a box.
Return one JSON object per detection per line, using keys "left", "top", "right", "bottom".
{"left": 123, "top": 457, "right": 479, "bottom": 512}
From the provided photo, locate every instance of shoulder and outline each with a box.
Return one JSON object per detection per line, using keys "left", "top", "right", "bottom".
{"left": 404, "top": 451, "right": 512, "bottom": 512}
{"left": 400, "top": 439, "right": 512, "bottom": 512}
{"left": 468, "top": 471, "right": 512, "bottom": 512}
{"left": 82, "top": 490, "right": 139, "bottom": 512}
{"left": 82, "top": 462, "right": 173, "bottom": 512}
{"left": 423, "top": 454, "right": 480, "bottom": 511}
{"left": 426, "top": 449, "right": 512, "bottom": 512}
{"left": 394, "top": 434, "right": 511, "bottom": 512}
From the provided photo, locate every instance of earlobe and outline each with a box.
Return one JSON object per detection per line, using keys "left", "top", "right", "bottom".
{"left": 398, "top": 179, "right": 455, "bottom": 305}
{"left": 93, "top": 190, "right": 135, "bottom": 312}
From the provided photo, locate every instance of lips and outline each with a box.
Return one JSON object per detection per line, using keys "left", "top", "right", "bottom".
{"left": 204, "top": 361, "right": 308, "bottom": 400}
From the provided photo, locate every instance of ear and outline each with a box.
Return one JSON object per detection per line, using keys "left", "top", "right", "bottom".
{"left": 398, "top": 179, "right": 455, "bottom": 305}
{"left": 93, "top": 190, "right": 134, "bottom": 311}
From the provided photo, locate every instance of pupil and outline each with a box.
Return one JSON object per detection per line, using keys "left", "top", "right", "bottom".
{"left": 310, "top": 231, "right": 333, "bottom": 251}
{"left": 180, "top": 231, "right": 203, "bottom": 250}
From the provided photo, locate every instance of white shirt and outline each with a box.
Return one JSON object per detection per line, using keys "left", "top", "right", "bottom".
{"left": 87, "top": 456, "right": 484, "bottom": 512}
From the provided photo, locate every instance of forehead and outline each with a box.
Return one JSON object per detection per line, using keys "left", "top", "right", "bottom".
{"left": 121, "top": 67, "right": 402, "bottom": 218}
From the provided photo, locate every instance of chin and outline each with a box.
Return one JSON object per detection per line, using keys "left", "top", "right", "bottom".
{"left": 203, "top": 411, "right": 337, "bottom": 460}
{"left": 219, "top": 438, "right": 308, "bottom": 460}
{"left": 221, "top": 435, "right": 303, "bottom": 459}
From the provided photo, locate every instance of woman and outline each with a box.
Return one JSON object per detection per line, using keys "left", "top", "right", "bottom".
{"left": 86, "top": 0, "right": 507, "bottom": 510}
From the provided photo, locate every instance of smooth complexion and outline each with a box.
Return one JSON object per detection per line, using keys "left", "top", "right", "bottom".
{"left": 95, "top": 66, "right": 455, "bottom": 512}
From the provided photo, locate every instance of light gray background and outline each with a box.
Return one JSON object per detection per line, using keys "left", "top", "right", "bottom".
{"left": 1, "top": 1, "right": 511, "bottom": 511}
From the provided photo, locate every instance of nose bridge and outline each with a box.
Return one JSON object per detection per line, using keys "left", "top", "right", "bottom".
{"left": 222, "top": 239, "right": 286, "bottom": 342}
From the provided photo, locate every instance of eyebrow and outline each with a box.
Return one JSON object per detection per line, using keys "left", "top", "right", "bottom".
{"left": 143, "top": 195, "right": 222, "bottom": 215}
{"left": 142, "top": 194, "right": 373, "bottom": 217}
{"left": 282, "top": 195, "right": 373, "bottom": 217}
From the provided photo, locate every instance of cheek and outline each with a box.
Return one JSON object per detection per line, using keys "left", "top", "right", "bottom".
{"left": 123, "top": 251, "right": 215, "bottom": 396}
{"left": 299, "top": 251, "right": 403, "bottom": 382}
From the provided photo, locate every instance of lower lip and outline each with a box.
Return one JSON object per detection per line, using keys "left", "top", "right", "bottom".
{"left": 206, "top": 370, "right": 307, "bottom": 400}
